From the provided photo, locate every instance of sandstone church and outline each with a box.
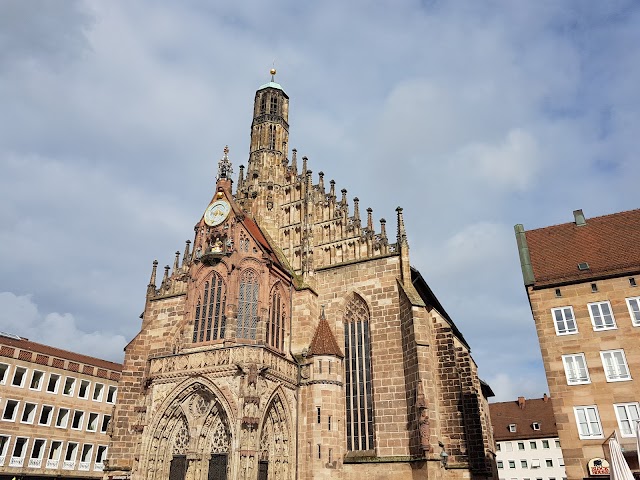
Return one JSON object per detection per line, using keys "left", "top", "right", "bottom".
{"left": 105, "top": 71, "right": 496, "bottom": 480}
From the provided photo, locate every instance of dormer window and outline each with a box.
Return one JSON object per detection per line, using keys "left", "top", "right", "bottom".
{"left": 508, "top": 424, "right": 517, "bottom": 432}
{"left": 532, "top": 422, "right": 541, "bottom": 430}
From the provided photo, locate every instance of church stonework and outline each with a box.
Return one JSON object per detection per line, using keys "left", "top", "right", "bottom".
{"left": 105, "top": 74, "right": 496, "bottom": 480}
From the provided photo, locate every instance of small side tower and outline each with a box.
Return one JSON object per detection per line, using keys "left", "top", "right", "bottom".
{"left": 299, "top": 307, "right": 344, "bottom": 480}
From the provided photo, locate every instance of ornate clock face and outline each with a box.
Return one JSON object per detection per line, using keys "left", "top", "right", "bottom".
{"left": 204, "top": 200, "right": 231, "bottom": 226}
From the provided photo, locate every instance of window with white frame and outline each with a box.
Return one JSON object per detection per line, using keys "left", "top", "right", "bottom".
{"left": 531, "top": 459, "right": 540, "bottom": 468}
{"left": 508, "top": 460, "right": 515, "bottom": 468}
{"left": 0, "top": 435, "right": 10, "bottom": 458}
{"left": 532, "top": 422, "right": 541, "bottom": 430}
{"left": 626, "top": 297, "right": 640, "bottom": 326}
{"left": 0, "top": 363, "right": 9, "bottom": 384}
{"left": 63, "top": 377, "right": 76, "bottom": 396}
{"left": 497, "top": 460, "right": 503, "bottom": 469}
{"left": 100, "top": 414, "right": 111, "bottom": 433}
{"left": 504, "top": 442, "right": 513, "bottom": 452}
{"left": 80, "top": 444, "right": 93, "bottom": 463}
{"left": 518, "top": 442, "right": 525, "bottom": 450}
{"left": 508, "top": 424, "right": 516, "bottom": 432}
{"left": 46, "top": 373, "right": 60, "bottom": 393}
{"left": 601, "top": 349, "right": 631, "bottom": 382}
{"left": 588, "top": 301, "right": 617, "bottom": 330}
{"left": 39, "top": 405, "right": 53, "bottom": 426}
{"left": 562, "top": 353, "right": 590, "bottom": 384}
{"left": 92, "top": 383, "right": 104, "bottom": 402}
{"left": 55, "top": 408, "right": 69, "bottom": 428}
{"left": 106, "top": 385, "right": 117, "bottom": 403}
{"left": 574, "top": 406, "right": 603, "bottom": 439}
{"left": 48, "top": 441, "right": 62, "bottom": 461}
{"left": 87, "top": 413, "right": 99, "bottom": 432}
{"left": 11, "top": 366, "right": 27, "bottom": 387}
{"left": 542, "top": 440, "right": 549, "bottom": 448}
{"left": 521, "top": 460, "right": 528, "bottom": 468}
{"left": 546, "top": 459, "right": 553, "bottom": 467}
{"left": 12, "top": 437, "right": 28, "bottom": 459}
{"left": 2, "top": 400, "right": 19, "bottom": 421}
{"left": 78, "top": 379, "right": 90, "bottom": 399}
{"left": 552, "top": 307, "right": 577, "bottom": 335}
{"left": 614, "top": 403, "right": 640, "bottom": 437}
{"left": 65, "top": 442, "right": 78, "bottom": 462}
{"left": 20, "top": 402, "right": 37, "bottom": 424}
{"left": 96, "top": 445, "right": 108, "bottom": 464}
{"left": 29, "top": 370, "right": 44, "bottom": 390}
{"left": 71, "top": 410, "right": 85, "bottom": 430}
{"left": 31, "top": 439, "right": 46, "bottom": 460}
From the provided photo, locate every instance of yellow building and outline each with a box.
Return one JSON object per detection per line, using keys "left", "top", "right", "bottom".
{"left": 0, "top": 332, "right": 121, "bottom": 479}
{"left": 515, "top": 208, "right": 640, "bottom": 479}
{"left": 105, "top": 72, "right": 496, "bottom": 480}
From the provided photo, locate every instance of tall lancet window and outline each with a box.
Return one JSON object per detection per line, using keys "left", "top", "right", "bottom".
{"left": 268, "top": 125, "right": 276, "bottom": 150}
{"left": 344, "top": 294, "right": 375, "bottom": 451}
{"left": 270, "top": 95, "right": 278, "bottom": 114}
{"left": 237, "top": 269, "right": 259, "bottom": 340}
{"left": 192, "top": 273, "right": 226, "bottom": 343}
{"left": 260, "top": 95, "right": 267, "bottom": 114}
{"left": 267, "top": 286, "right": 286, "bottom": 351}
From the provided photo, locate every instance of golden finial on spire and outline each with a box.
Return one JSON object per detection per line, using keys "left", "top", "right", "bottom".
{"left": 270, "top": 68, "right": 276, "bottom": 81}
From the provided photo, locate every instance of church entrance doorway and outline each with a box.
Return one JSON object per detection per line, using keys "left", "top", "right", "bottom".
{"left": 207, "top": 454, "right": 227, "bottom": 480}
{"left": 169, "top": 455, "right": 187, "bottom": 480}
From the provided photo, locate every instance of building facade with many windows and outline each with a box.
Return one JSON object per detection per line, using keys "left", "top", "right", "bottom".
{"left": 105, "top": 73, "right": 497, "bottom": 480}
{"left": 0, "top": 332, "right": 120, "bottom": 479}
{"left": 515, "top": 208, "right": 640, "bottom": 479}
{"left": 490, "top": 396, "right": 566, "bottom": 480}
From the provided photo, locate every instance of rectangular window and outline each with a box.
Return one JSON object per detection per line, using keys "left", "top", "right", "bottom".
{"left": 72, "top": 410, "right": 85, "bottom": 430}
{"left": 504, "top": 442, "right": 513, "bottom": 452}
{"left": 78, "top": 379, "right": 90, "bottom": 399}
{"left": 328, "top": 415, "right": 332, "bottom": 431}
{"left": 63, "top": 377, "right": 76, "bottom": 396}
{"left": 21, "top": 402, "right": 37, "bottom": 424}
{"left": 555, "top": 440, "right": 561, "bottom": 448}
{"left": 55, "top": 408, "right": 69, "bottom": 428}
{"left": 81, "top": 444, "right": 93, "bottom": 462}
{"left": 92, "top": 383, "right": 104, "bottom": 402}
{"left": 12, "top": 437, "right": 28, "bottom": 459}
{"left": 614, "top": 402, "right": 640, "bottom": 437}
{"left": 101, "top": 414, "right": 111, "bottom": 433}
{"left": 558, "top": 457, "right": 564, "bottom": 466}
{"left": 508, "top": 423, "right": 516, "bottom": 432}
{"left": 601, "top": 349, "right": 631, "bottom": 381}
{"left": 39, "top": 405, "right": 53, "bottom": 426}
{"left": 49, "top": 441, "right": 63, "bottom": 460}
{"left": 87, "top": 413, "right": 99, "bottom": 432}
{"left": 12, "top": 366, "right": 27, "bottom": 387}
{"left": 0, "top": 435, "right": 10, "bottom": 458}
{"left": 317, "top": 444, "right": 321, "bottom": 459}
{"left": 574, "top": 406, "right": 603, "bottom": 439}
{"left": 530, "top": 441, "right": 537, "bottom": 449}
{"left": 2, "top": 400, "right": 19, "bottom": 421}
{"left": 521, "top": 460, "right": 528, "bottom": 468}
{"left": 65, "top": 442, "right": 78, "bottom": 461}
{"left": 496, "top": 443, "right": 501, "bottom": 452}
{"left": 106, "top": 386, "right": 117, "bottom": 403}
{"left": 508, "top": 460, "right": 515, "bottom": 468}
{"left": 29, "top": 370, "right": 44, "bottom": 390}
{"left": 0, "top": 363, "right": 9, "bottom": 384}
{"left": 626, "top": 297, "right": 640, "bottom": 326}
{"left": 588, "top": 301, "right": 616, "bottom": 330}
{"left": 318, "top": 360, "right": 322, "bottom": 373}
{"left": 542, "top": 440, "right": 549, "bottom": 448}
{"left": 546, "top": 459, "right": 553, "bottom": 467}
{"left": 562, "top": 353, "right": 591, "bottom": 385}
{"left": 552, "top": 307, "right": 577, "bottom": 335}
{"left": 316, "top": 407, "right": 321, "bottom": 424}
{"left": 532, "top": 422, "right": 541, "bottom": 430}
{"left": 96, "top": 445, "right": 107, "bottom": 464}
{"left": 531, "top": 459, "right": 540, "bottom": 468}
{"left": 31, "top": 439, "right": 46, "bottom": 459}
{"left": 518, "top": 442, "right": 525, "bottom": 450}
{"left": 47, "top": 373, "right": 60, "bottom": 393}
{"left": 497, "top": 461, "right": 503, "bottom": 469}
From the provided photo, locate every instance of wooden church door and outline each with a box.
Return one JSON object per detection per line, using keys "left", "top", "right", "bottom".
{"left": 169, "top": 455, "right": 187, "bottom": 480}
{"left": 207, "top": 454, "right": 228, "bottom": 480}
{"left": 258, "top": 460, "right": 268, "bottom": 480}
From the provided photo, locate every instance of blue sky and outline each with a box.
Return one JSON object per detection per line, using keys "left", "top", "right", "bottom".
{"left": 1, "top": 0, "right": 639, "bottom": 402}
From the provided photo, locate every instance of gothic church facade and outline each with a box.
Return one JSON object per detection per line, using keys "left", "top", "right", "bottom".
{"left": 105, "top": 74, "right": 496, "bottom": 480}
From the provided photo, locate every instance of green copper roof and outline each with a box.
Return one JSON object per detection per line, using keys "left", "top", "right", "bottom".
{"left": 257, "top": 81, "right": 284, "bottom": 91}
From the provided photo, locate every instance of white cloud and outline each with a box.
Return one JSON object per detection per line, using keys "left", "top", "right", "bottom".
{"left": 0, "top": 292, "right": 126, "bottom": 362}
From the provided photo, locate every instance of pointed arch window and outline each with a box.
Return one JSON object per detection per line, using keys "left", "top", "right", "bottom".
{"left": 260, "top": 94, "right": 267, "bottom": 114}
{"left": 192, "top": 273, "right": 226, "bottom": 343}
{"left": 237, "top": 270, "right": 259, "bottom": 340}
{"left": 270, "top": 95, "right": 278, "bottom": 114}
{"left": 268, "top": 125, "right": 276, "bottom": 151}
{"left": 344, "top": 294, "right": 375, "bottom": 451}
{"left": 267, "top": 286, "right": 286, "bottom": 351}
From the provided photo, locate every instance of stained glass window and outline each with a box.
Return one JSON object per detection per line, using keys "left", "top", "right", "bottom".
{"left": 344, "top": 294, "right": 374, "bottom": 451}
{"left": 192, "top": 273, "right": 226, "bottom": 343}
{"left": 237, "top": 270, "right": 259, "bottom": 340}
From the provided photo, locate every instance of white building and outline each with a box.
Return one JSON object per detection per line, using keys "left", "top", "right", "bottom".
{"left": 490, "top": 396, "right": 567, "bottom": 480}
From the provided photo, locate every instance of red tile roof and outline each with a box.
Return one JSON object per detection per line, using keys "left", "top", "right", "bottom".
{"left": 0, "top": 334, "right": 122, "bottom": 373}
{"left": 525, "top": 209, "right": 640, "bottom": 286}
{"left": 308, "top": 317, "right": 343, "bottom": 358}
{"left": 489, "top": 397, "right": 557, "bottom": 441}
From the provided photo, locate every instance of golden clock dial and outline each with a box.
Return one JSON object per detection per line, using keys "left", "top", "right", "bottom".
{"left": 204, "top": 200, "right": 231, "bottom": 227}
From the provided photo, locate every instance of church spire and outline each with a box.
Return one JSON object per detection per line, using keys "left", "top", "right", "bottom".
{"left": 217, "top": 145, "right": 233, "bottom": 181}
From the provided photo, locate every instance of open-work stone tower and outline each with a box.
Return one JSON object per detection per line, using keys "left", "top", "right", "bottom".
{"left": 105, "top": 72, "right": 496, "bottom": 480}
